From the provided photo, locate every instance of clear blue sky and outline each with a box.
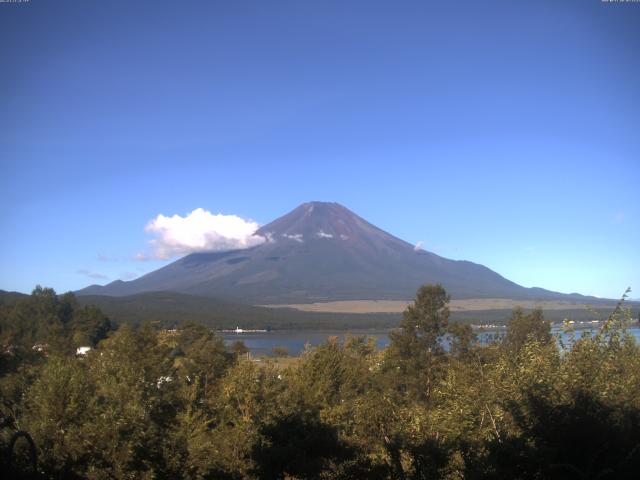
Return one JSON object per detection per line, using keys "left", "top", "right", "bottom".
{"left": 1, "top": 0, "right": 638, "bottom": 299}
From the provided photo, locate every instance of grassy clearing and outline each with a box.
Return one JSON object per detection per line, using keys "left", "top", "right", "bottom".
{"left": 261, "top": 298, "right": 612, "bottom": 314}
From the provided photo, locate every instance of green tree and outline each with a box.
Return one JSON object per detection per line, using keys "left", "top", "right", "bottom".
{"left": 205, "top": 359, "right": 284, "bottom": 477}
{"left": 447, "top": 322, "right": 476, "bottom": 360}
{"left": 387, "top": 284, "right": 450, "bottom": 400}
{"left": 174, "top": 322, "right": 234, "bottom": 401}
{"left": 23, "top": 355, "right": 93, "bottom": 477}
{"left": 70, "top": 304, "right": 112, "bottom": 347}
{"left": 504, "top": 307, "right": 552, "bottom": 353}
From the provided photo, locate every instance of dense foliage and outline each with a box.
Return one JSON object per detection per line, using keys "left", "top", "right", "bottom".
{"left": 1, "top": 285, "right": 639, "bottom": 479}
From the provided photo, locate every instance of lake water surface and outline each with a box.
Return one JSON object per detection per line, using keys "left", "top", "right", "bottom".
{"left": 222, "top": 325, "right": 640, "bottom": 357}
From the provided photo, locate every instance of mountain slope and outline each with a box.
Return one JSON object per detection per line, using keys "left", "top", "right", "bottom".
{"left": 78, "top": 202, "right": 592, "bottom": 303}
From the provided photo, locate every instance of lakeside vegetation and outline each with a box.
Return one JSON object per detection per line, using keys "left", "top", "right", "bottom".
{"left": 1, "top": 285, "right": 639, "bottom": 479}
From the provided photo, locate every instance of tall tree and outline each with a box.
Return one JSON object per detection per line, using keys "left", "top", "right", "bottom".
{"left": 504, "top": 307, "right": 551, "bottom": 354}
{"left": 387, "top": 284, "right": 450, "bottom": 400}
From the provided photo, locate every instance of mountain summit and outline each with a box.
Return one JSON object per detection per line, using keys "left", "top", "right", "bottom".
{"left": 255, "top": 201, "right": 416, "bottom": 255}
{"left": 78, "top": 202, "right": 581, "bottom": 303}
{"left": 258, "top": 201, "right": 393, "bottom": 241}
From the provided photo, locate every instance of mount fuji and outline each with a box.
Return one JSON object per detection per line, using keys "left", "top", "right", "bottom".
{"left": 78, "top": 202, "right": 589, "bottom": 304}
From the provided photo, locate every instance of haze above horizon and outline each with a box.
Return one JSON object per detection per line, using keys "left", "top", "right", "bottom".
{"left": 1, "top": 0, "right": 638, "bottom": 299}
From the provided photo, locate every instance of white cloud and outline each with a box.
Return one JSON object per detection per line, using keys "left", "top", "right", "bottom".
{"left": 145, "top": 208, "right": 266, "bottom": 259}
{"left": 340, "top": 234, "right": 349, "bottom": 240}
{"left": 414, "top": 241, "right": 424, "bottom": 251}
{"left": 317, "top": 230, "right": 333, "bottom": 239}
{"left": 282, "top": 233, "right": 303, "bottom": 243}
{"left": 77, "top": 269, "right": 109, "bottom": 280}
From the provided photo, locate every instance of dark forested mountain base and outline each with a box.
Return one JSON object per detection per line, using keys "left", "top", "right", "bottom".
{"left": 3, "top": 288, "right": 625, "bottom": 331}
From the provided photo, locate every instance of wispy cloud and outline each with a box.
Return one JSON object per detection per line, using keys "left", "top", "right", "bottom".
{"left": 317, "top": 230, "right": 333, "bottom": 239}
{"left": 282, "top": 233, "right": 304, "bottom": 243}
{"left": 120, "top": 272, "right": 138, "bottom": 280}
{"left": 414, "top": 241, "right": 424, "bottom": 251}
{"left": 97, "top": 254, "right": 118, "bottom": 262}
{"left": 145, "top": 208, "right": 266, "bottom": 259}
{"left": 77, "top": 269, "right": 109, "bottom": 280}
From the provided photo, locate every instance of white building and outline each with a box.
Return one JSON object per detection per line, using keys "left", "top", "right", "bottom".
{"left": 76, "top": 346, "right": 92, "bottom": 356}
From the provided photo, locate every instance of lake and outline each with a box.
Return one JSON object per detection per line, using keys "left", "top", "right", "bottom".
{"left": 221, "top": 324, "right": 640, "bottom": 357}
